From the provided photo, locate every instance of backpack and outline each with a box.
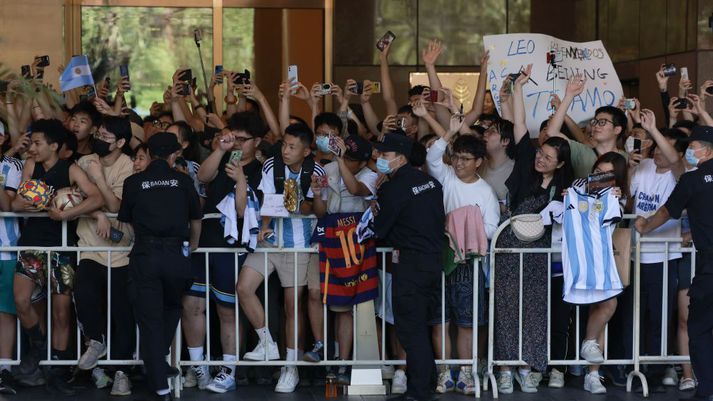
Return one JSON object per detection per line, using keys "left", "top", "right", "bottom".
{"left": 272, "top": 153, "right": 315, "bottom": 197}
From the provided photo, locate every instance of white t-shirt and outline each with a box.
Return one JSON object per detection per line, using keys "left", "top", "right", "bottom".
{"left": 259, "top": 157, "right": 325, "bottom": 248}
{"left": 0, "top": 156, "right": 23, "bottom": 260}
{"left": 426, "top": 138, "right": 501, "bottom": 239}
{"left": 629, "top": 158, "right": 682, "bottom": 263}
{"left": 320, "top": 161, "right": 378, "bottom": 214}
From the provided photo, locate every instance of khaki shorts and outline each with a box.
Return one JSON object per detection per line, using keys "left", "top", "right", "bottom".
{"left": 307, "top": 254, "right": 320, "bottom": 291}
{"left": 245, "top": 249, "right": 317, "bottom": 288}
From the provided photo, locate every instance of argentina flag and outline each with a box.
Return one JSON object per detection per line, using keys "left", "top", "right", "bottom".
{"left": 59, "top": 55, "right": 94, "bottom": 92}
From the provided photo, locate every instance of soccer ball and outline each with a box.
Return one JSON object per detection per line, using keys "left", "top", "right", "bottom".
{"left": 52, "top": 187, "right": 86, "bottom": 211}
{"left": 18, "top": 179, "right": 52, "bottom": 210}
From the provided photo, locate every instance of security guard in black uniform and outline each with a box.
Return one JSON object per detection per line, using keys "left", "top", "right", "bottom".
{"left": 635, "top": 125, "right": 713, "bottom": 401}
{"left": 118, "top": 132, "right": 203, "bottom": 400}
{"left": 372, "top": 134, "right": 445, "bottom": 401}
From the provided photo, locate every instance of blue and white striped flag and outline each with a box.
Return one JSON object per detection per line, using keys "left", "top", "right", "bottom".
{"left": 59, "top": 55, "right": 94, "bottom": 92}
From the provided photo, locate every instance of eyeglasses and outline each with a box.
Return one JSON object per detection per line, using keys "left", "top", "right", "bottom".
{"left": 233, "top": 136, "right": 254, "bottom": 145}
{"left": 451, "top": 155, "right": 477, "bottom": 163}
{"left": 589, "top": 118, "right": 614, "bottom": 127}
{"left": 152, "top": 120, "right": 171, "bottom": 130}
{"left": 93, "top": 132, "right": 117, "bottom": 143}
{"left": 535, "top": 148, "right": 556, "bottom": 163}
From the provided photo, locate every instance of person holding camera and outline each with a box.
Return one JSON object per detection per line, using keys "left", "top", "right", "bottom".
{"left": 73, "top": 116, "right": 136, "bottom": 396}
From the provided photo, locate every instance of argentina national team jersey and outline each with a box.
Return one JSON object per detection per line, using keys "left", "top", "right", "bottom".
{"left": 562, "top": 179, "right": 623, "bottom": 304}
{"left": 0, "top": 156, "right": 23, "bottom": 260}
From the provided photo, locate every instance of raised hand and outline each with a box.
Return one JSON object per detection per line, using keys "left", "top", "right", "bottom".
{"left": 639, "top": 108, "right": 657, "bottom": 132}
{"left": 513, "top": 64, "right": 533, "bottom": 88}
{"left": 549, "top": 93, "right": 562, "bottom": 110}
{"left": 411, "top": 100, "right": 428, "bottom": 117}
{"left": 293, "top": 82, "right": 311, "bottom": 101}
{"left": 422, "top": 39, "right": 443, "bottom": 66}
{"left": 564, "top": 73, "right": 586, "bottom": 98}
{"left": 479, "top": 49, "right": 490, "bottom": 69}
{"left": 361, "top": 80, "right": 373, "bottom": 104}
{"left": 655, "top": 65, "right": 669, "bottom": 91}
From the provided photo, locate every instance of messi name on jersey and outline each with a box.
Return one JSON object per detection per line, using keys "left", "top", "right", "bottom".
{"left": 312, "top": 213, "right": 378, "bottom": 306}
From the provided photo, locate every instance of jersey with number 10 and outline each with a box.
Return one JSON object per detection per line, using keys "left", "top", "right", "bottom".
{"left": 312, "top": 212, "right": 378, "bottom": 306}
{"left": 562, "top": 179, "right": 623, "bottom": 305}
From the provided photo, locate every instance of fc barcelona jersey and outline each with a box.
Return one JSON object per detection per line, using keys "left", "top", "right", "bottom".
{"left": 312, "top": 213, "right": 378, "bottom": 306}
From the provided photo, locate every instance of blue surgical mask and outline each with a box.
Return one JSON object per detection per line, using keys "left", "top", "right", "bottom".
{"left": 685, "top": 148, "right": 700, "bottom": 166}
{"left": 316, "top": 136, "right": 331, "bottom": 153}
{"left": 376, "top": 157, "right": 393, "bottom": 174}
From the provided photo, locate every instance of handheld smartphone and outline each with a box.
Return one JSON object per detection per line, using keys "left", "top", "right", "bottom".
{"left": 681, "top": 67, "right": 689, "bottom": 81}
{"left": 109, "top": 227, "right": 124, "bottom": 243}
{"left": 35, "top": 55, "right": 50, "bottom": 68}
{"left": 229, "top": 150, "right": 243, "bottom": 165}
{"left": 675, "top": 98, "right": 689, "bottom": 109}
{"left": 232, "top": 69, "right": 251, "bottom": 85}
{"left": 376, "top": 30, "right": 396, "bottom": 52}
{"left": 633, "top": 138, "right": 642, "bottom": 153}
{"left": 287, "top": 65, "right": 298, "bottom": 92}
{"left": 316, "top": 175, "right": 328, "bottom": 188}
{"left": 662, "top": 64, "right": 677, "bottom": 77}
{"left": 178, "top": 82, "right": 191, "bottom": 96}
{"left": 317, "top": 83, "right": 332, "bottom": 96}
{"left": 624, "top": 98, "right": 636, "bottom": 110}
{"left": 428, "top": 89, "right": 438, "bottom": 102}
{"left": 21, "top": 65, "right": 31, "bottom": 79}
{"left": 706, "top": 86, "right": 713, "bottom": 95}
{"left": 79, "top": 85, "right": 97, "bottom": 101}
{"left": 215, "top": 65, "right": 224, "bottom": 84}
{"left": 105, "top": 76, "right": 111, "bottom": 87}
{"left": 399, "top": 117, "right": 407, "bottom": 131}
{"left": 181, "top": 69, "right": 193, "bottom": 82}
{"left": 354, "top": 81, "right": 364, "bottom": 95}
{"left": 508, "top": 72, "right": 522, "bottom": 82}
{"left": 371, "top": 81, "right": 382, "bottom": 93}
{"left": 119, "top": 64, "right": 131, "bottom": 90}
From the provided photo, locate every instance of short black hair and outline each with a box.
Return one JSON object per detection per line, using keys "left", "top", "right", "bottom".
{"left": 672, "top": 120, "right": 696, "bottom": 132}
{"left": 491, "top": 118, "right": 517, "bottom": 159}
{"left": 157, "top": 111, "right": 174, "bottom": 121}
{"left": 408, "top": 85, "right": 429, "bottom": 98}
{"left": 69, "top": 101, "right": 102, "bottom": 127}
{"left": 419, "top": 133, "right": 437, "bottom": 147}
{"left": 289, "top": 114, "right": 309, "bottom": 127}
{"left": 31, "top": 119, "right": 68, "bottom": 150}
{"left": 661, "top": 128, "right": 689, "bottom": 153}
{"left": 284, "top": 122, "right": 314, "bottom": 147}
{"left": 227, "top": 112, "right": 266, "bottom": 138}
{"left": 595, "top": 106, "right": 628, "bottom": 132}
{"left": 452, "top": 135, "right": 487, "bottom": 160}
{"left": 398, "top": 104, "right": 416, "bottom": 118}
{"left": 314, "top": 112, "right": 343, "bottom": 133}
{"left": 168, "top": 121, "right": 200, "bottom": 161}
{"left": 346, "top": 119, "right": 358, "bottom": 137}
{"left": 409, "top": 140, "right": 426, "bottom": 167}
{"left": 102, "top": 116, "right": 132, "bottom": 142}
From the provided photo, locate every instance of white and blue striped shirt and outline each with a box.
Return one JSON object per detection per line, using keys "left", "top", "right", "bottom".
{"left": 0, "top": 156, "right": 23, "bottom": 260}
{"left": 562, "top": 179, "right": 623, "bottom": 305}
{"left": 258, "top": 157, "right": 325, "bottom": 249}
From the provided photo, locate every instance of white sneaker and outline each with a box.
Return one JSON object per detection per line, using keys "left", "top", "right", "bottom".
{"left": 679, "top": 377, "right": 697, "bottom": 391}
{"left": 548, "top": 368, "right": 565, "bottom": 388}
{"left": 455, "top": 366, "right": 476, "bottom": 395}
{"left": 497, "top": 371, "right": 513, "bottom": 394}
{"left": 79, "top": 340, "right": 107, "bottom": 370}
{"left": 185, "top": 365, "right": 211, "bottom": 390}
{"left": 206, "top": 368, "right": 236, "bottom": 393}
{"left": 244, "top": 340, "right": 280, "bottom": 361}
{"left": 274, "top": 366, "right": 299, "bottom": 393}
{"left": 381, "top": 365, "right": 395, "bottom": 380}
{"left": 435, "top": 367, "right": 454, "bottom": 393}
{"left": 584, "top": 371, "right": 607, "bottom": 394}
{"left": 581, "top": 340, "right": 604, "bottom": 364}
{"left": 514, "top": 371, "right": 538, "bottom": 393}
{"left": 662, "top": 367, "right": 678, "bottom": 386}
{"left": 391, "top": 369, "right": 407, "bottom": 394}
{"left": 110, "top": 370, "right": 131, "bottom": 396}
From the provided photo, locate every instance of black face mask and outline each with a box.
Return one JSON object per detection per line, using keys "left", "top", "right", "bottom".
{"left": 91, "top": 137, "right": 113, "bottom": 157}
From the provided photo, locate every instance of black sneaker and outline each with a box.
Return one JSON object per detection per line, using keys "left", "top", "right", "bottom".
{"left": 601, "top": 364, "right": 628, "bottom": 387}
{"left": 44, "top": 366, "right": 76, "bottom": 396}
{"left": 0, "top": 370, "right": 17, "bottom": 395}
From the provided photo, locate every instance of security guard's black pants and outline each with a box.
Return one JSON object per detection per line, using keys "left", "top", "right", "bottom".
{"left": 689, "top": 254, "right": 713, "bottom": 397}
{"left": 127, "top": 240, "right": 192, "bottom": 392}
{"left": 392, "top": 251, "right": 440, "bottom": 401}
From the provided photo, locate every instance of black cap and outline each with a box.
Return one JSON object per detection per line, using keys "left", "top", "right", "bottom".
{"left": 687, "top": 125, "right": 713, "bottom": 145}
{"left": 343, "top": 135, "right": 372, "bottom": 161}
{"left": 373, "top": 134, "right": 413, "bottom": 157}
{"left": 148, "top": 132, "right": 182, "bottom": 157}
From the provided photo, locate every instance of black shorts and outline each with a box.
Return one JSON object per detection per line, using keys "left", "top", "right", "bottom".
{"left": 186, "top": 252, "right": 247, "bottom": 306}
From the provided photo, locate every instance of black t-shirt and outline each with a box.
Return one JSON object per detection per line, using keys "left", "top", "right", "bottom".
{"left": 200, "top": 156, "right": 262, "bottom": 247}
{"left": 664, "top": 159, "right": 713, "bottom": 252}
{"left": 19, "top": 159, "right": 74, "bottom": 246}
{"left": 505, "top": 135, "right": 560, "bottom": 213}
{"left": 373, "top": 166, "right": 445, "bottom": 255}
{"left": 118, "top": 159, "right": 203, "bottom": 239}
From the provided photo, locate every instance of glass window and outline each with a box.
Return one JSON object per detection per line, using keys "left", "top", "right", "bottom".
{"left": 81, "top": 6, "right": 213, "bottom": 114}
{"left": 222, "top": 8, "right": 255, "bottom": 78}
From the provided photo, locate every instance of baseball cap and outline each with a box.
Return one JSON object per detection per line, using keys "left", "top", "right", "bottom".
{"left": 373, "top": 134, "right": 413, "bottom": 157}
{"left": 687, "top": 125, "right": 713, "bottom": 145}
{"left": 343, "top": 135, "right": 372, "bottom": 161}
{"left": 148, "top": 132, "right": 182, "bottom": 157}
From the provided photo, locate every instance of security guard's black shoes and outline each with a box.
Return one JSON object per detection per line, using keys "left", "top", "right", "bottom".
{"left": 43, "top": 366, "right": 76, "bottom": 396}
{"left": 679, "top": 394, "right": 713, "bottom": 401}
{"left": 164, "top": 364, "right": 180, "bottom": 379}
{"left": 0, "top": 370, "right": 17, "bottom": 395}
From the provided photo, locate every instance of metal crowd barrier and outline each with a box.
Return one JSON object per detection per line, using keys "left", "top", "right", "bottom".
{"left": 484, "top": 214, "right": 695, "bottom": 399}
{"left": 1, "top": 212, "right": 693, "bottom": 399}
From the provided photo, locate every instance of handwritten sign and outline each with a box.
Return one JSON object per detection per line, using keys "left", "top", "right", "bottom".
{"left": 260, "top": 194, "right": 289, "bottom": 217}
{"left": 483, "top": 34, "right": 623, "bottom": 137}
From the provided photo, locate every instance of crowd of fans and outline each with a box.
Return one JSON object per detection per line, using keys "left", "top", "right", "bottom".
{"left": 0, "top": 36, "right": 711, "bottom": 399}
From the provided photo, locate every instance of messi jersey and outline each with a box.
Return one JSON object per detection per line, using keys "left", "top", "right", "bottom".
{"left": 312, "top": 213, "right": 378, "bottom": 306}
{"left": 562, "top": 179, "right": 623, "bottom": 305}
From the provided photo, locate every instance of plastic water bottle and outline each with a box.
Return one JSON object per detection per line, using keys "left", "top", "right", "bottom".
{"left": 182, "top": 241, "right": 191, "bottom": 257}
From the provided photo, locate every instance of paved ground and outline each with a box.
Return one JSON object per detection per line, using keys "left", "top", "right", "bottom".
{"left": 0, "top": 371, "right": 698, "bottom": 401}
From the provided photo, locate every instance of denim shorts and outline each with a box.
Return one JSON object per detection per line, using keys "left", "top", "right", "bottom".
{"left": 428, "top": 260, "right": 487, "bottom": 328}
